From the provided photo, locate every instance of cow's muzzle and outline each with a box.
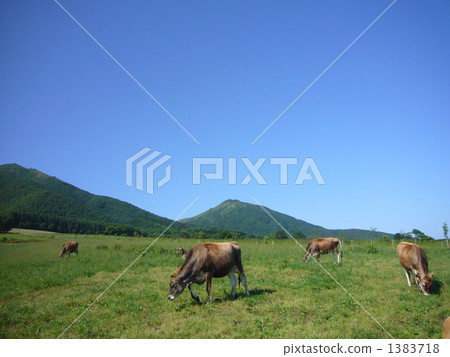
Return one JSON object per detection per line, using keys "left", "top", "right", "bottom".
{"left": 168, "top": 295, "right": 175, "bottom": 301}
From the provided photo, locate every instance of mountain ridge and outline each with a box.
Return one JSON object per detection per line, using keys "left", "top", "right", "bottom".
{"left": 181, "top": 199, "right": 391, "bottom": 239}
{"left": 0, "top": 164, "right": 391, "bottom": 239}
{"left": 0, "top": 163, "right": 184, "bottom": 235}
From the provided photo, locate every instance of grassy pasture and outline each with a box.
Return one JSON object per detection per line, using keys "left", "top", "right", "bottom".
{"left": 0, "top": 232, "right": 448, "bottom": 338}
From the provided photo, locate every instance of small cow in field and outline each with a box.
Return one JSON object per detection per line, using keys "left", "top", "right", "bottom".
{"left": 443, "top": 317, "right": 450, "bottom": 339}
{"left": 397, "top": 242, "right": 434, "bottom": 296}
{"left": 302, "top": 237, "right": 342, "bottom": 263}
{"left": 176, "top": 247, "right": 188, "bottom": 259}
{"left": 59, "top": 241, "right": 78, "bottom": 258}
{"left": 168, "top": 242, "right": 249, "bottom": 304}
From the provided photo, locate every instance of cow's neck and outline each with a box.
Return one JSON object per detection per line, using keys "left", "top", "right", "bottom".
{"left": 415, "top": 258, "right": 428, "bottom": 278}
{"left": 176, "top": 260, "right": 197, "bottom": 286}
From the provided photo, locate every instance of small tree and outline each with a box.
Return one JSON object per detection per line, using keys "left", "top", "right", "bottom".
{"left": 412, "top": 229, "right": 426, "bottom": 243}
{"left": 180, "top": 231, "right": 190, "bottom": 239}
{"left": 274, "top": 229, "right": 288, "bottom": 239}
{"left": 443, "top": 222, "right": 449, "bottom": 248}
{"left": 393, "top": 233, "right": 403, "bottom": 240}
{"left": 370, "top": 227, "right": 377, "bottom": 245}
{"left": 293, "top": 231, "right": 305, "bottom": 240}
{"left": 218, "top": 230, "right": 232, "bottom": 240}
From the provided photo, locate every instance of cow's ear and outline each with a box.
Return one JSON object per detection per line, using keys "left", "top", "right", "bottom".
{"left": 429, "top": 272, "right": 434, "bottom": 278}
{"left": 415, "top": 273, "right": 421, "bottom": 281}
{"left": 170, "top": 274, "right": 176, "bottom": 281}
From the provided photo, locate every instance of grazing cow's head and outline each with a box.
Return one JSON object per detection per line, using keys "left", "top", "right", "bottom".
{"left": 416, "top": 272, "right": 434, "bottom": 296}
{"left": 168, "top": 275, "right": 185, "bottom": 301}
{"left": 59, "top": 248, "right": 66, "bottom": 258}
{"left": 302, "top": 252, "right": 311, "bottom": 263}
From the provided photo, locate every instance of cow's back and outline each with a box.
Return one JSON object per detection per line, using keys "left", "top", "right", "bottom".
{"left": 397, "top": 242, "right": 427, "bottom": 271}
{"left": 308, "top": 237, "right": 338, "bottom": 252}
{"left": 185, "top": 242, "right": 241, "bottom": 278}
{"left": 67, "top": 241, "right": 78, "bottom": 250}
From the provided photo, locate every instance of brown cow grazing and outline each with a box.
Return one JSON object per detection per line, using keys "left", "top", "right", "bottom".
{"left": 397, "top": 242, "right": 434, "bottom": 296}
{"left": 176, "top": 247, "right": 188, "bottom": 259}
{"left": 302, "top": 237, "right": 342, "bottom": 263}
{"left": 59, "top": 241, "right": 78, "bottom": 258}
{"left": 168, "top": 242, "right": 249, "bottom": 304}
{"left": 443, "top": 317, "right": 450, "bottom": 339}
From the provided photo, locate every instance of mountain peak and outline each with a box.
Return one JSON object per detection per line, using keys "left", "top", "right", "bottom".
{"left": 182, "top": 198, "right": 391, "bottom": 239}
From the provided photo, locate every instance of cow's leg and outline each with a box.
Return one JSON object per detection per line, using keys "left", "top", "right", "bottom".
{"left": 206, "top": 273, "right": 213, "bottom": 304}
{"left": 188, "top": 283, "right": 200, "bottom": 303}
{"left": 313, "top": 252, "right": 320, "bottom": 263}
{"left": 403, "top": 269, "right": 412, "bottom": 287}
{"left": 228, "top": 272, "right": 237, "bottom": 299}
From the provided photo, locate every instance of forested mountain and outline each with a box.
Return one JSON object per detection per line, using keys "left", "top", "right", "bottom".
{"left": 0, "top": 164, "right": 185, "bottom": 236}
{"left": 0, "top": 164, "right": 391, "bottom": 239}
{"left": 181, "top": 199, "right": 391, "bottom": 239}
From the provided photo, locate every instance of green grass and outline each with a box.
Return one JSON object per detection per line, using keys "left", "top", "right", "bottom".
{"left": 0, "top": 234, "right": 448, "bottom": 338}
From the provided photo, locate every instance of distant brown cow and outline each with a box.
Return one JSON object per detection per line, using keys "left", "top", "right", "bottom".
{"left": 176, "top": 247, "right": 188, "bottom": 259}
{"left": 397, "top": 242, "right": 434, "bottom": 296}
{"left": 443, "top": 317, "right": 450, "bottom": 339}
{"left": 302, "top": 237, "right": 342, "bottom": 263}
{"left": 59, "top": 241, "right": 78, "bottom": 258}
{"left": 168, "top": 242, "right": 249, "bottom": 304}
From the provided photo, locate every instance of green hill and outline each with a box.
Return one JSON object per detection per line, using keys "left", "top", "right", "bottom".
{"left": 0, "top": 164, "right": 185, "bottom": 236}
{"left": 0, "top": 164, "right": 391, "bottom": 239}
{"left": 181, "top": 199, "right": 391, "bottom": 239}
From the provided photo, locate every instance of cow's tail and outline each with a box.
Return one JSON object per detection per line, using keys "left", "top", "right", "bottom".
{"left": 234, "top": 244, "right": 243, "bottom": 289}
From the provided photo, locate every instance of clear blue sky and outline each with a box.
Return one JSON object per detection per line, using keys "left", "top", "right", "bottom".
{"left": 1, "top": 0, "right": 449, "bottom": 238}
